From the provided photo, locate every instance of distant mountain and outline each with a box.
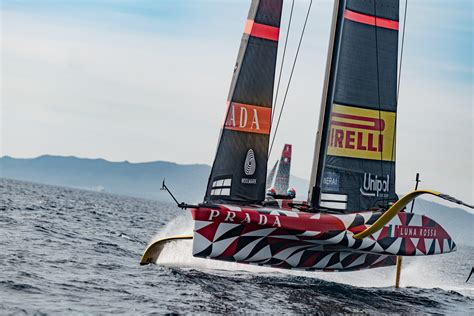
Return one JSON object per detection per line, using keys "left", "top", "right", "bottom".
{"left": 0, "top": 155, "right": 210, "bottom": 203}
{"left": 1, "top": 155, "right": 472, "bottom": 245}
{"left": 0, "top": 155, "right": 310, "bottom": 202}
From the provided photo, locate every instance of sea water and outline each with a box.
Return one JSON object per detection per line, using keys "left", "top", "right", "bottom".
{"left": 1, "top": 179, "right": 472, "bottom": 314}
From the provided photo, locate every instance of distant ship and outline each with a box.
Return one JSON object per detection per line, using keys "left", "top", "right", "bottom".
{"left": 141, "top": 0, "right": 472, "bottom": 271}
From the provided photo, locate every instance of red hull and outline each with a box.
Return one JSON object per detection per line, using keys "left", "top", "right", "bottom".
{"left": 191, "top": 204, "right": 455, "bottom": 271}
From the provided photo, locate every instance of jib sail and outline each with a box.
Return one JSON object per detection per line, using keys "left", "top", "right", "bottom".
{"left": 204, "top": 0, "right": 283, "bottom": 203}
{"left": 274, "top": 144, "right": 292, "bottom": 194}
{"left": 309, "top": 0, "right": 399, "bottom": 212}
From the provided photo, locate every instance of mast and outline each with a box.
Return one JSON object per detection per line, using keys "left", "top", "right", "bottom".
{"left": 308, "top": 0, "right": 342, "bottom": 206}
{"left": 309, "top": 0, "right": 400, "bottom": 212}
{"left": 204, "top": 0, "right": 283, "bottom": 204}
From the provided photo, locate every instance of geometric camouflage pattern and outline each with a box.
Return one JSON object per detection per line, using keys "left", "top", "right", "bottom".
{"left": 191, "top": 205, "right": 456, "bottom": 272}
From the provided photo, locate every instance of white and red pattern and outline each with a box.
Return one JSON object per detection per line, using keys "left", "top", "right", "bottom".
{"left": 191, "top": 205, "right": 456, "bottom": 272}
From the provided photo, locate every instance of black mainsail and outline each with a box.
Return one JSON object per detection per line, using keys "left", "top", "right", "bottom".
{"left": 309, "top": 0, "right": 399, "bottom": 212}
{"left": 204, "top": 0, "right": 283, "bottom": 203}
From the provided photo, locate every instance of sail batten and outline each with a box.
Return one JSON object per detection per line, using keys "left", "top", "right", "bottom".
{"left": 309, "top": 0, "right": 399, "bottom": 213}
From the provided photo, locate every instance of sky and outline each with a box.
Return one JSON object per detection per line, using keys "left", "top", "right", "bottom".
{"left": 1, "top": 0, "right": 473, "bottom": 204}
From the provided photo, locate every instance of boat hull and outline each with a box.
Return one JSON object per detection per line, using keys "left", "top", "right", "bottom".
{"left": 191, "top": 205, "right": 456, "bottom": 271}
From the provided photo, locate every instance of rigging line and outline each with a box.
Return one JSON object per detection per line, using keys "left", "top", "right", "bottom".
{"left": 269, "top": 0, "right": 313, "bottom": 156}
{"left": 372, "top": 0, "right": 386, "bottom": 207}
{"left": 271, "top": 0, "right": 295, "bottom": 124}
{"left": 397, "top": 0, "right": 409, "bottom": 98}
{"left": 388, "top": 0, "right": 409, "bottom": 199}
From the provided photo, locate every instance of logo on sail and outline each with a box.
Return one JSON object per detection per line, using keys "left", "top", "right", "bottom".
{"left": 327, "top": 104, "right": 395, "bottom": 161}
{"left": 322, "top": 171, "right": 340, "bottom": 192}
{"left": 224, "top": 102, "right": 271, "bottom": 135}
{"left": 360, "top": 173, "right": 390, "bottom": 197}
{"left": 244, "top": 149, "right": 256, "bottom": 176}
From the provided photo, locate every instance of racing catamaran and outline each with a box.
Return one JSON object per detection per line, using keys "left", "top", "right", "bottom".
{"left": 141, "top": 0, "right": 472, "bottom": 271}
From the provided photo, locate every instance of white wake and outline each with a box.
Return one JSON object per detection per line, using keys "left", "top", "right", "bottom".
{"left": 151, "top": 214, "right": 473, "bottom": 297}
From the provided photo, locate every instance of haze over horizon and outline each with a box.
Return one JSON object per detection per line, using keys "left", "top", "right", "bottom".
{"left": 1, "top": 0, "right": 473, "bottom": 203}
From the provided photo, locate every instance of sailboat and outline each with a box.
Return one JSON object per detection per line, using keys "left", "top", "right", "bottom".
{"left": 266, "top": 144, "right": 294, "bottom": 197}
{"left": 141, "top": 0, "right": 472, "bottom": 271}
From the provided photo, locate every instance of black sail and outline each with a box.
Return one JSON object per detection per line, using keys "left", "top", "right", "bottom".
{"left": 274, "top": 144, "right": 292, "bottom": 194}
{"left": 204, "top": 0, "right": 283, "bottom": 203}
{"left": 309, "top": 0, "right": 399, "bottom": 212}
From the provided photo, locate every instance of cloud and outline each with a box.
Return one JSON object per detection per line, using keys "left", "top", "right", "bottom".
{"left": 1, "top": 5, "right": 242, "bottom": 162}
